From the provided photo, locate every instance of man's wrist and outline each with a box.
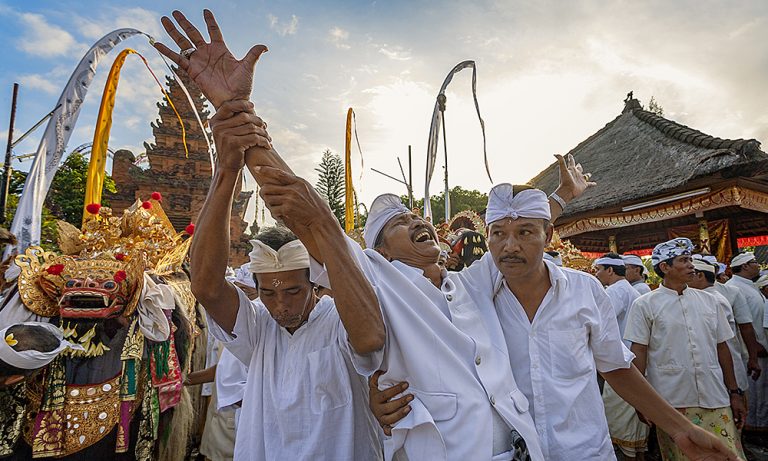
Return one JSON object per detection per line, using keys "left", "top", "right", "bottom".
{"left": 553, "top": 187, "right": 575, "bottom": 204}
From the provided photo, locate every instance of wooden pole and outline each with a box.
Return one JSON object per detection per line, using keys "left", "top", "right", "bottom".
{"left": 0, "top": 83, "right": 19, "bottom": 224}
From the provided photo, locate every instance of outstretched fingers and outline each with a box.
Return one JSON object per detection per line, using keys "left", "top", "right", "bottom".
{"left": 203, "top": 9, "right": 224, "bottom": 43}
{"left": 243, "top": 44, "right": 269, "bottom": 72}
{"left": 172, "top": 10, "right": 207, "bottom": 46}
{"left": 160, "top": 16, "right": 195, "bottom": 51}
{"left": 153, "top": 42, "right": 187, "bottom": 70}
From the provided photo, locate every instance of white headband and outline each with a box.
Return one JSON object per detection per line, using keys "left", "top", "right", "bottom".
{"left": 594, "top": 257, "right": 625, "bottom": 267}
{"left": 622, "top": 255, "right": 643, "bottom": 267}
{"left": 0, "top": 322, "right": 82, "bottom": 371}
{"left": 692, "top": 259, "right": 716, "bottom": 274}
{"left": 248, "top": 239, "right": 310, "bottom": 274}
{"left": 755, "top": 275, "right": 768, "bottom": 289}
{"left": 363, "top": 194, "right": 411, "bottom": 249}
{"left": 731, "top": 252, "right": 755, "bottom": 268}
{"left": 486, "top": 184, "right": 550, "bottom": 225}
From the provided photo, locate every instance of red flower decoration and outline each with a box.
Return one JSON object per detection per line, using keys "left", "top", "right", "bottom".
{"left": 85, "top": 203, "right": 101, "bottom": 215}
{"left": 115, "top": 253, "right": 126, "bottom": 261}
{"left": 141, "top": 201, "right": 152, "bottom": 210}
{"left": 113, "top": 270, "right": 127, "bottom": 283}
{"left": 185, "top": 223, "right": 195, "bottom": 235}
{"left": 150, "top": 191, "right": 162, "bottom": 201}
{"left": 45, "top": 264, "right": 65, "bottom": 275}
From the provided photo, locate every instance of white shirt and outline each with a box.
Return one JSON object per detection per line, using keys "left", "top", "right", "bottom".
{"left": 727, "top": 275, "right": 768, "bottom": 349}
{"left": 625, "top": 284, "right": 734, "bottom": 408}
{"left": 208, "top": 289, "right": 382, "bottom": 461}
{"left": 703, "top": 286, "right": 750, "bottom": 390}
{"left": 312, "top": 237, "right": 544, "bottom": 461}
{"left": 460, "top": 255, "right": 633, "bottom": 461}
{"left": 631, "top": 280, "right": 652, "bottom": 295}
{"left": 606, "top": 279, "right": 641, "bottom": 348}
{"left": 215, "top": 347, "right": 247, "bottom": 411}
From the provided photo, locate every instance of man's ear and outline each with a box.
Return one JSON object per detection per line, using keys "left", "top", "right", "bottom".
{"left": 544, "top": 222, "right": 554, "bottom": 244}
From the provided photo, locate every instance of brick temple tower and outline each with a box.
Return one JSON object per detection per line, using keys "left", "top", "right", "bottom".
{"left": 107, "top": 69, "right": 252, "bottom": 266}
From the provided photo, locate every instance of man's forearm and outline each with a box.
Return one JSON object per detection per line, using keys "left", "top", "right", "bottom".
{"left": 190, "top": 169, "right": 241, "bottom": 331}
{"left": 311, "top": 218, "right": 384, "bottom": 354}
{"left": 717, "top": 341, "right": 738, "bottom": 390}
{"left": 738, "top": 322, "right": 763, "bottom": 359}
{"left": 630, "top": 342, "right": 648, "bottom": 375}
{"left": 605, "top": 366, "right": 691, "bottom": 437}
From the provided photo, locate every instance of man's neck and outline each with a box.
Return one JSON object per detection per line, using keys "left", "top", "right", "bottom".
{"left": 420, "top": 263, "right": 443, "bottom": 288}
{"left": 662, "top": 278, "right": 687, "bottom": 295}
{"left": 505, "top": 263, "right": 551, "bottom": 323}
{"left": 607, "top": 276, "right": 625, "bottom": 286}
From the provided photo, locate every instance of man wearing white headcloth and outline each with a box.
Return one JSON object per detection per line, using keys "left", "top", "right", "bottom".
{"left": 593, "top": 252, "right": 649, "bottom": 459}
{"left": 623, "top": 254, "right": 652, "bottom": 295}
{"left": 693, "top": 255, "right": 762, "bottom": 385}
{"left": 726, "top": 251, "right": 768, "bottom": 430}
{"left": 625, "top": 238, "right": 746, "bottom": 460}
{"left": 362, "top": 184, "right": 742, "bottom": 461}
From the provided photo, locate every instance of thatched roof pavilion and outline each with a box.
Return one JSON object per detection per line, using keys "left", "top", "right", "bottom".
{"left": 530, "top": 95, "right": 768, "bottom": 262}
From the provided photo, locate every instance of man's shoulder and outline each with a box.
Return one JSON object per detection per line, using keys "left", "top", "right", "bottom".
{"left": 559, "top": 266, "right": 602, "bottom": 288}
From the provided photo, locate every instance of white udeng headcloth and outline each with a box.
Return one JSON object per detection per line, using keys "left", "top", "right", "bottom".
{"left": 0, "top": 322, "right": 82, "bottom": 371}
{"left": 731, "top": 252, "right": 755, "bottom": 268}
{"left": 622, "top": 255, "right": 644, "bottom": 267}
{"left": 594, "top": 257, "right": 625, "bottom": 267}
{"left": 248, "top": 239, "right": 310, "bottom": 274}
{"left": 363, "top": 193, "right": 410, "bottom": 249}
{"left": 485, "top": 184, "right": 551, "bottom": 225}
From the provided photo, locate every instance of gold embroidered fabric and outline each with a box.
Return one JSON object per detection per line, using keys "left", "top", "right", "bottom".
{"left": 0, "top": 382, "right": 27, "bottom": 456}
{"left": 25, "top": 375, "right": 124, "bottom": 457}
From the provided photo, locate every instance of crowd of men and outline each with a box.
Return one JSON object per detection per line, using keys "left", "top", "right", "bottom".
{"left": 3, "top": 8, "right": 767, "bottom": 461}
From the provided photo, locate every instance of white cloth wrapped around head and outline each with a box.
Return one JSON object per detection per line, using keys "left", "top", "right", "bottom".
{"left": 485, "top": 184, "right": 550, "bottom": 225}
{"left": 594, "top": 256, "right": 625, "bottom": 267}
{"left": 755, "top": 274, "right": 768, "bottom": 289}
{"left": 730, "top": 252, "right": 755, "bottom": 268}
{"left": 363, "top": 194, "right": 410, "bottom": 249}
{"left": 0, "top": 322, "right": 83, "bottom": 371}
{"left": 249, "top": 239, "right": 310, "bottom": 274}
{"left": 692, "top": 259, "right": 716, "bottom": 274}
{"left": 717, "top": 263, "right": 727, "bottom": 275}
{"left": 622, "top": 255, "right": 644, "bottom": 267}
{"left": 651, "top": 238, "right": 693, "bottom": 267}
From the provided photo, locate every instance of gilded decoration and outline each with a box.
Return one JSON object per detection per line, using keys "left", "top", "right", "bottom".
{"left": 556, "top": 186, "right": 768, "bottom": 238}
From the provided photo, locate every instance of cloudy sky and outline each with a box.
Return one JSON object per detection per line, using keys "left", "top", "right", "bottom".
{"left": 1, "top": 0, "right": 767, "bottom": 224}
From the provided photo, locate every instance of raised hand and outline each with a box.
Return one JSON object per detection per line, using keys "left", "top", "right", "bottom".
{"left": 154, "top": 9, "right": 267, "bottom": 109}
{"left": 209, "top": 100, "right": 271, "bottom": 172}
{"left": 672, "top": 426, "right": 744, "bottom": 461}
{"left": 255, "top": 165, "right": 336, "bottom": 232}
{"left": 554, "top": 153, "right": 596, "bottom": 203}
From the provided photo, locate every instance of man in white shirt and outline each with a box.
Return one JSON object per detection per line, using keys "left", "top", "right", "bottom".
{"left": 594, "top": 253, "right": 648, "bottom": 459}
{"left": 726, "top": 252, "right": 768, "bottom": 429}
{"left": 372, "top": 185, "right": 743, "bottom": 461}
{"left": 625, "top": 238, "right": 747, "bottom": 460}
{"left": 695, "top": 255, "right": 762, "bottom": 385}
{"left": 623, "top": 254, "right": 652, "bottom": 295}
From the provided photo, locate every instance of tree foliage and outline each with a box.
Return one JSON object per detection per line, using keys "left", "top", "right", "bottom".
{"left": 648, "top": 96, "right": 664, "bottom": 116}
{"left": 315, "top": 149, "right": 345, "bottom": 225}
{"left": 4, "top": 151, "right": 117, "bottom": 251}
{"left": 403, "top": 186, "right": 488, "bottom": 223}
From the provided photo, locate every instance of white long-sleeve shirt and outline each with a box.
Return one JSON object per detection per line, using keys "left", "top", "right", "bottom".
{"left": 208, "top": 289, "right": 382, "bottom": 461}
{"left": 703, "top": 286, "right": 750, "bottom": 390}
{"left": 312, "top": 237, "right": 543, "bottom": 461}
{"left": 727, "top": 275, "right": 767, "bottom": 349}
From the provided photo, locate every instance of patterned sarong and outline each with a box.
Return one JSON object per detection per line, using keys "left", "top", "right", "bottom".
{"left": 656, "top": 406, "right": 745, "bottom": 460}
{"left": 602, "top": 382, "right": 649, "bottom": 457}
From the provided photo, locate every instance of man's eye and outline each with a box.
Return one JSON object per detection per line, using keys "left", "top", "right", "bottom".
{"left": 287, "top": 289, "right": 301, "bottom": 295}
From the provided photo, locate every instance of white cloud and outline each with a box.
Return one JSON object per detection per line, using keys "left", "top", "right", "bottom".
{"left": 17, "top": 74, "right": 58, "bottom": 94}
{"left": 16, "top": 13, "right": 83, "bottom": 58}
{"left": 74, "top": 7, "right": 163, "bottom": 41}
{"left": 378, "top": 45, "right": 411, "bottom": 61}
{"left": 268, "top": 14, "right": 299, "bottom": 36}
{"left": 329, "top": 26, "right": 350, "bottom": 49}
